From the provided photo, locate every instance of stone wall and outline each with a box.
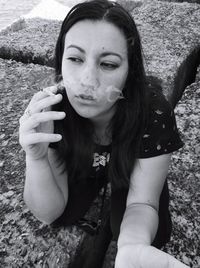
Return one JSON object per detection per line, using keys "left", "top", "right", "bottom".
{"left": 158, "top": 0, "right": 200, "bottom": 4}
{"left": 0, "top": 0, "right": 200, "bottom": 107}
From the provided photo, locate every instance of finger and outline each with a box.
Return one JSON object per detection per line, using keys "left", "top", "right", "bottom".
{"left": 168, "top": 255, "right": 190, "bottom": 268}
{"left": 30, "top": 90, "right": 49, "bottom": 104}
{"left": 22, "top": 94, "right": 63, "bottom": 119}
{"left": 29, "top": 86, "right": 59, "bottom": 105}
{"left": 24, "top": 91, "right": 48, "bottom": 114}
{"left": 20, "top": 111, "right": 66, "bottom": 132}
{"left": 140, "top": 246, "right": 190, "bottom": 268}
{"left": 30, "top": 94, "right": 63, "bottom": 114}
{"left": 43, "top": 85, "right": 58, "bottom": 95}
{"left": 155, "top": 250, "right": 190, "bottom": 268}
{"left": 22, "top": 133, "right": 62, "bottom": 146}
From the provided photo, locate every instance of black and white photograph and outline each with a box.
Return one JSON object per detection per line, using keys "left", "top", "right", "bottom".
{"left": 0, "top": 0, "right": 199, "bottom": 267}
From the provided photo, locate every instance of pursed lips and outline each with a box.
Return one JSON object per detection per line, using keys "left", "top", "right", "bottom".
{"left": 76, "top": 94, "right": 96, "bottom": 101}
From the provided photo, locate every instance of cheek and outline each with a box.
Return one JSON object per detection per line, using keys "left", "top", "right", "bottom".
{"left": 105, "top": 66, "right": 128, "bottom": 89}
{"left": 117, "top": 67, "right": 128, "bottom": 88}
{"left": 95, "top": 85, "right": 124, "bottom": 104}
{"left": 99, "top": 69, "right": 128, "bottom": 102}
{"left": 62, "top": 58, "right": 80, "bottom": 78}
{"left": 62, "top": 65, "right": 80, "bottom": 95}
{"left": 106, "top": 85, "right": 125, "bottom": 102}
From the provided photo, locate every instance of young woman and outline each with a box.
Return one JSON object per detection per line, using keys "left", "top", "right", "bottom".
{"left": 19, "top": 0, "right": 189, "bottom": 267}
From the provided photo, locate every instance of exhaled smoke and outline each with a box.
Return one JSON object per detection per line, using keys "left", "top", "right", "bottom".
{"left": 104, "top": 85, "right": 124, "bottom": 102}
{"left": 63, "top": 79, "right": 124, "bottom": 103}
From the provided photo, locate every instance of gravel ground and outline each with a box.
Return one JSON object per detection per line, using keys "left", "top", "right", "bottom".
{"left": 0, "top": 59, "right": 86, "bottom": 268}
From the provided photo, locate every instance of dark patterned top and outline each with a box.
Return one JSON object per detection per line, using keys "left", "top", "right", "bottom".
{"left": 87, "top": 90, "right": 183, "bottom": 243}
{"left": 50, "top": 90, "right": 183, "bottom": 244}
{"left": 91, "top": 89, "right": 183, "bottom": 174}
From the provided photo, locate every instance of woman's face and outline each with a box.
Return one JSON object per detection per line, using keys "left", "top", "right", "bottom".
{"left": 62, "top": 19, "right": 128, "bottom": 123}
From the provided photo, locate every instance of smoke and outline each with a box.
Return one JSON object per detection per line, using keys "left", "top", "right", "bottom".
{"left": 42, "top": 77, "right": 125, "bottom": 102}
{"left": 63, "top": 79, "right": 124, "bottom": 103}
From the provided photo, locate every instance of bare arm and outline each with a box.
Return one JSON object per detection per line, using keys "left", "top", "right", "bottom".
{"left": 118, "top": 154, "right": 171, "bottom": 247}
{"left": 19, "top": 88, "right": 68, "bottom": 224}
{"left": 24, "top": 148, "right": 68, "bottom": 224}
{"left": 115, "top": 154, "right": 189, "bottom": 267}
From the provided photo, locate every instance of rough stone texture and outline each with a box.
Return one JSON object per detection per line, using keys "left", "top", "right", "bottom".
{"left": 0, "top": 59, "right": 111, "bottom": 267}
{"left": 164, "top": 66, "right": 200, "bottom": 267}
{"left": 130, "top": 0, "right": 200, "bottom": 107}
{"left": 0, "top": 0, "right": 200, "bottom": 106}
{"left": 0, "top": 0, "right": 40, "bottom": 31}
{"left": 102, "top": 65, "right": 200, "bottom": 268}
{"left": 158, "top": 0, "right": 200, "bottom": 4}
{"left": 0, "top": 18, "right": 62, "bottom": 66}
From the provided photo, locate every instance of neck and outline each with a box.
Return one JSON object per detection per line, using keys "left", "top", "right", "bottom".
{"left": 91, "top": 111, "right": 114, "bottom": 146}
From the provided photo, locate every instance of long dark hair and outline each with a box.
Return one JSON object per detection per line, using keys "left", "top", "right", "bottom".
{"left": 51, "top": 0, "right": 148, "bottom": 189}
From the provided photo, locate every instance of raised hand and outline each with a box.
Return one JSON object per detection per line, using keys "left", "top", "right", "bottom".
{"left": 19, "top": 86, "right": 66, "bottom": 160}
{"left": 115, "top": 244, "right": 190, "bottom": 268}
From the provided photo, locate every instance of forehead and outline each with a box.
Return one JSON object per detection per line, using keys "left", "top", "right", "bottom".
{"left": 64, "top": 20, "right": 127, "bottom": 53}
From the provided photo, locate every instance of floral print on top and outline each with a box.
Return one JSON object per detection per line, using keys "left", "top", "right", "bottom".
{"left": 93, "top": 151, "right": 111, "bottom": 171}
{"left": 90, "top": 144, "right": 111, "bottom": 181}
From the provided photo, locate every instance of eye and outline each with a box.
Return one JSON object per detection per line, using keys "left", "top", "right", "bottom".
{"left": 67, "top": 57, "right": 83, "bottom": 63}
{"left": 101, "top": 62, "right": 119, "bottom": 70}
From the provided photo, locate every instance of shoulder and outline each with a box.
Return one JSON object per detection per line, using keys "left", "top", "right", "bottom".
{"left": 147, "top": 87, "right": 172, "bottom": 117}
{"left": 138, "top": 87, "right": 183, "bottom": 158}
{"left": 145, "top": 76, "right": 172, "bottom": 116}
{"left": 146, "top": 88, "right": 175, "bottom": 136}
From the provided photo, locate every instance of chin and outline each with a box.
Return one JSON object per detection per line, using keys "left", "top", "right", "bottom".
{"left": 73, "top": 107, "right": 99, "bottom": 119}
{"left": 71, "top": 101, "right": 115, "bottom": 122}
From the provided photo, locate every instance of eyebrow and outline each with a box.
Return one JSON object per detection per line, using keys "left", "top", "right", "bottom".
{"left": 67, "top": 45, "right": 85, "bottom": 53}
{"left": 66, "top": 45, "right": 123, "bottom": 60}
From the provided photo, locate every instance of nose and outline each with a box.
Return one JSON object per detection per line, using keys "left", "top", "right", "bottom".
{"left": 80, "top": 64, "right": 100, "bottom": 91}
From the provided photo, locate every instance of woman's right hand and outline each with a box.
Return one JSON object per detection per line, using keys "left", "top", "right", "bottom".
{"left": 19, "top": 86, "right": 66, "bottom": 161}
{"left": 115, "top": 244, "right": 190, "bottom": 268}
